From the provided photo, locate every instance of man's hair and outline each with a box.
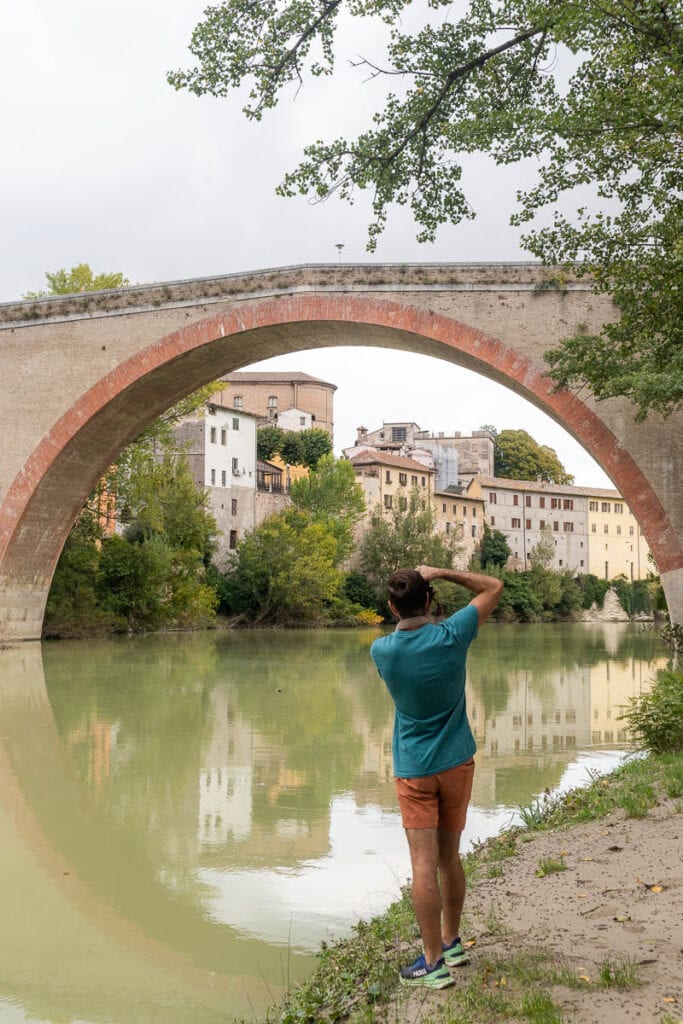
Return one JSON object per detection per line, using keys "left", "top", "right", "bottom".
{"left": 387, "top": 569, "right": 431, "bottom": 618}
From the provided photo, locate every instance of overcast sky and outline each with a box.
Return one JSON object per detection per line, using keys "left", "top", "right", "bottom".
{"left": 1, "top": 1, "right": 613, "bottom": 486}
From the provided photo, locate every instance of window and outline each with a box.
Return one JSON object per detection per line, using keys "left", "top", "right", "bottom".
{"left": 525, "top": 495, "right": 532, "bottom": 507}
{"left": 398, "top": 495, "right": 407, "bottom": 511}
{"left": 299, "top": 416, "right": 306, "bottom": 426}
{"left": 513, "top": 494, "right": 519, "bottom": 506}
{"left": 421, "top": 476, "right": 426, "bottom": 487}
{"left": 210, "top": 469, "right": 216, "bottom": 485}
{"left": 616, "top": 525, "right": 622, "bottom": 535}
{"left": 526, "top": 518, "right": 532, "bottom": 530}
{"left": 553, "top": 521, "right": 559, "bottom": 532}
{"left": 563, "top": 499, "right": 574, "bottom": 510}
{"left": 391, "top": 426, "right": 407, "bottom": 443}
{"left": 490, "top": 515, "right": 496, "bottom": 526}
{"left": 580, "top": 559, "right": 584, "bottom": 567}
{"left": 385, "top": 470, "right": 392, "bottom": 483}
{"left": 511, "top": 517, "right": 521, "bottom": 529}
{"left": 229, "top": 530, "right": 237, "bottom": 550}
{"left": 411, "top": 475, "right": 418, "bottom": 485}
{"left": 221, "top": 470, "right": 226, "bottom": 487}
{"left": 589, "top": 500, "right": 599, "bottom": 511}
{"left": 452, "top": 504, "right": 458, "bottom": 515}
{"left": 550, "top": 497, "right": 560, "bottom": 509}
{"left": 221, "top": 428, "right": 227, "bottom": 445}
{"left": 232, "top": 418, "right": 239, "bottom": 431}
{"left": 398, "top": 472, "right": 407, "bottom": 485}
{"left": 630, "top": 525, "right": 634, "bottom": 536}
{"left": 384, "top": 494, "right": 393, "bottom": 509}
{"left": 539, "top": 519, "right": 546, "bottom": 530}
{"left": 471, "top": 524, "right": 477, "bottom": 538}
{"left": 267, "top": 396, "right": 278, "bottom": 408}
{"left": 210, "top": 426, "right": 217, "bottom": 443}
{"left": 602, "top": 502, "right": 611, "bottom": 513}
{"left": 489, "top": 492, "right": 497, "bottom": 504}
{"left": 445, "top": 522, "right": 451, "bottom": 535}
{"left": 559, "top": 559, "right": 563, "bottom": 566}
{"left": 614, "top": 502, "right": 624, "bottom": 513}
{"left": 462, "top": 506, "right": 467, "bottom": 517}
{"left": 563, "top": 521, "right": 574, "bottom": 532}
{"left": 232, "top": 457, "right": 239, "bottom": 475}
{"left": 229, "top": 499, "right": 236, "bottom": 515}
{"left": 539, "top": 496, "right": 546, "bottom": 508}
{"left": 472, "top": 507, "right": 477, "bottom": 516}
{"left": 605, "top": 561, "right": 609, "bottom": 578}
{"left": 604, "top": 524, "right": 609, "bottom": 533}
{"left": 233, "top": 396, "right": 243, "bottom": 409}
{"left": 591, "top": 523, "right": 597, "bottom": 533}
{"left": 442, "top": 503, "right": 447, "bottom": 513}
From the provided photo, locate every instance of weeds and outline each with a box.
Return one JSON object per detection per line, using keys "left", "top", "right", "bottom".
{"left": 618, "top": 782, "right": 657, "bottom": 818}
{"left": 596, "top": 958, "right": 642, "bottom": 990}
{"left": 535, "top": 856, "right": 567, "bottom": 877}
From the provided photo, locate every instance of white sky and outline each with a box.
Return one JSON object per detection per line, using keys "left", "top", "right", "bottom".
{"left": 1, "top": 0, "right": 612, "bottom": 486}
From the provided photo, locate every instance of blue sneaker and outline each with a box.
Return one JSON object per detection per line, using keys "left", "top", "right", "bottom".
{"left": 399, "top": 954, "right": 453, "bottom": 989}
{"left": 443, "top": 937, "right": 470, "bottom": 967}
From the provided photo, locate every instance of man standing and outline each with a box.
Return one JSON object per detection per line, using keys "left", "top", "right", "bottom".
{"left": 371, "top": 565, "right": 503, "bottom": 989}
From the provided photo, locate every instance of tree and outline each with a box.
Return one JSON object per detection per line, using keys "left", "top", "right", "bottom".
{"left": 298, "top": 427, "right": 333, "bottom": 468}
{"left": 478, "top": 525, "right": 511, "bottom": 570}
{"left": 494, "top": 429, "right": 574, "bottom": 484}
{"left": 222, "top": 509, "right": 343, "bottom": 623}
{"left": 23, "top": 262, "right": 130, "bottom": 298}
{"left": 169, "top": 1, "right": 683, "bottom": 421}
{"left": 257, "top": 424, "right": 285, "bottom": 461}
{"left": 360, "top": 487, "right": 461, "bottom": 591}
{"left": 290, "top": 454, "right": 365, "bottom": 561}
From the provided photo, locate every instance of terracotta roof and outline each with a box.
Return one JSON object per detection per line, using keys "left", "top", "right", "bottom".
{"left": 220, "top": 371, "right": 336, "bottom": 389}
{"left": 479, "top": 476, "right": 622, "bottom": 499}
{"left": 350, "top": 450, "right": 435, "bottom": 473}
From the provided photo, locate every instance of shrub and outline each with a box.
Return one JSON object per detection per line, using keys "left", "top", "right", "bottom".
{"left": 621, "top": 669, "right": 683, "bottom": 753}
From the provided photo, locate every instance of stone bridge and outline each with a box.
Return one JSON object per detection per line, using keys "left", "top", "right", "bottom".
{"left": 0, "top": 262, "right": 681, "bottom": 640}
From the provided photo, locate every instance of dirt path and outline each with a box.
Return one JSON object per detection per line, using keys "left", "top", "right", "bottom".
{"left": 400, "top": 798, "right": 683, "bottom": 1023}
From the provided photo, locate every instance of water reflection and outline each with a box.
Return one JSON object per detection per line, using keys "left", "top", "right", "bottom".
{"left": 0, "top": 624, "right": 667, "bottom": 1024}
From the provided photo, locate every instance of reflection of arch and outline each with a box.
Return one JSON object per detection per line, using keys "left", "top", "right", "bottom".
{"left": 0, "top": 644, "right": 301, "bottom": 1023}
{"left": 1, "top": 292, "right": 682, "bottom": 638}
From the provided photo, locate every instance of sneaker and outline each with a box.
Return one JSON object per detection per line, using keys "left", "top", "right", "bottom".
{"left": 399, "top": 954, "right": 454, "bottom": 989}
{"left": 442, "top": 937, "right": 470, "bottom": 967}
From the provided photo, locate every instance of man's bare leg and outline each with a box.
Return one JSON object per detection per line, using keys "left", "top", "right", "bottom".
{"left": 405, "top": 828, "right": 443, "bottom": 965}
{"left": 438, "top": 829, "right": 465, "bottom": 944}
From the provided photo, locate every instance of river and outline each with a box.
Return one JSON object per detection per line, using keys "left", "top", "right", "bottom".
{"left": 0, "top": 622, "right": 668, "bottom": 1023}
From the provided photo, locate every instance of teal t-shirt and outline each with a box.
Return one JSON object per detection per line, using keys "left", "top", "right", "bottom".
{"left": 370, "top": 603, "right": 479, "bottom": 779}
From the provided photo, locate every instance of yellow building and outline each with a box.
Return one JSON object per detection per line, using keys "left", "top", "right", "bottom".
{"left": 585, "top": 488, "right": 652, "bottom": 579}
{"left": 432, "top": 478, "right": 485, "bottom": 568}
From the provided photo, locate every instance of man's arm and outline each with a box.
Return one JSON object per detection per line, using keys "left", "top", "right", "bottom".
{"left": 416, "top": 565, "right": 504, "bottom": 625}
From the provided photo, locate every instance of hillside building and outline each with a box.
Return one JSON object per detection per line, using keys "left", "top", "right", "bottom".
{"left": 211, "top": 371, "right": 336, "bottom": 435}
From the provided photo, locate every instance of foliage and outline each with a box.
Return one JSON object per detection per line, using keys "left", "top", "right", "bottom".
{"left": 359, "top": 486, "right": 461, "bottom": 592}
{"left": 256, "top": 425, "right": 332, "bottom": 468}
{"left": 621, "top": 669, "right": 683, "bottom": 754}
{"left": 220, "top": 509, "right": 343, "bottom": 624}
{"left": 290, "top": 454, "right": 365, "bottom": 562}
{"left": 43, "top": 527, "right": 126, "bottom": 638}
{"left": 528, "top": 526, "right": 555, "bottom": 570}
{"left": 170, "top": 1, "right": 683, "bottom": 421}
{"left": 343, "top": 570, "right": 377, "bottom": 611}
{"left": 479, "top": 525, "right": 512, "bottom": 570}
{"left": 256, "top": 424, "right": 284, "bottom": 461}
{"left": 23, "top": 262, "right": 130, "bottom": 298}
{"left": 574, "top": 573, "right": 611, "bottom": 610}
{"left": 494, "top": 430, "right": 574, "bottom": 484}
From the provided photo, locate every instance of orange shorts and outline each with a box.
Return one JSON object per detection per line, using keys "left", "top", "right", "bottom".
{"left": 395, "top": 758, "right": 475, "bottom": 831}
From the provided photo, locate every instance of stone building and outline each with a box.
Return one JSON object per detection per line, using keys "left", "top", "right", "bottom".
{"left": 172, "top": 403, "right": 257, "bottom": 567}
{"left": 353, "top": 422, "right": 494, "bottom": 481}
{"left": 211, "top": 371, "right": 336, "bottom": 435}
{"left": 480, "top": 476, "right": 590, "bottom": 573}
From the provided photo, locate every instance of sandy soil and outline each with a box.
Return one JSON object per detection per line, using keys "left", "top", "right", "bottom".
{"left": 402, "top": 798, "right": 683, "bottom": 1023}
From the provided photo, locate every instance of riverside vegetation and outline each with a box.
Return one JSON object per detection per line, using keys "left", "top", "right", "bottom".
{"left": 251, "top": 654, "right": 683, "bottom": 1024}
{"left": 45, "top": 453, "right": 667, "bottom": 637}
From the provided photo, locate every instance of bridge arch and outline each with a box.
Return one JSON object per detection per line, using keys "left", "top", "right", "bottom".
{"left": 1, "top": 292, "right": 681, "bottom": 638}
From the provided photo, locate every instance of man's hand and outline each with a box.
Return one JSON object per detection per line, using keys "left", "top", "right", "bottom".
{"left": 415, "top": 565, "right": 503, "bottom": 625}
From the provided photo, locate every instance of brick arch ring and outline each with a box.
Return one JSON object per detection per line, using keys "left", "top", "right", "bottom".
{"left": 1, "top": 294, "right": 681, "bottom": 607}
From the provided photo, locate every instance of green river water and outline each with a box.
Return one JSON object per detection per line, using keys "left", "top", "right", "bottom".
{"left": 0, "top": 623, "right": 668, "bottom": 1023}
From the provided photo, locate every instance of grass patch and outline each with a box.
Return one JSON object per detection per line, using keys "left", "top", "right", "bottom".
{"left": 618, "top": 782, "right": 657, "bottom": 818}
{"left": 596, "top": 957, "right": 643, "bottom": 990}
{"left": 535, "top": 856, "right": 567, "bottom": 877}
